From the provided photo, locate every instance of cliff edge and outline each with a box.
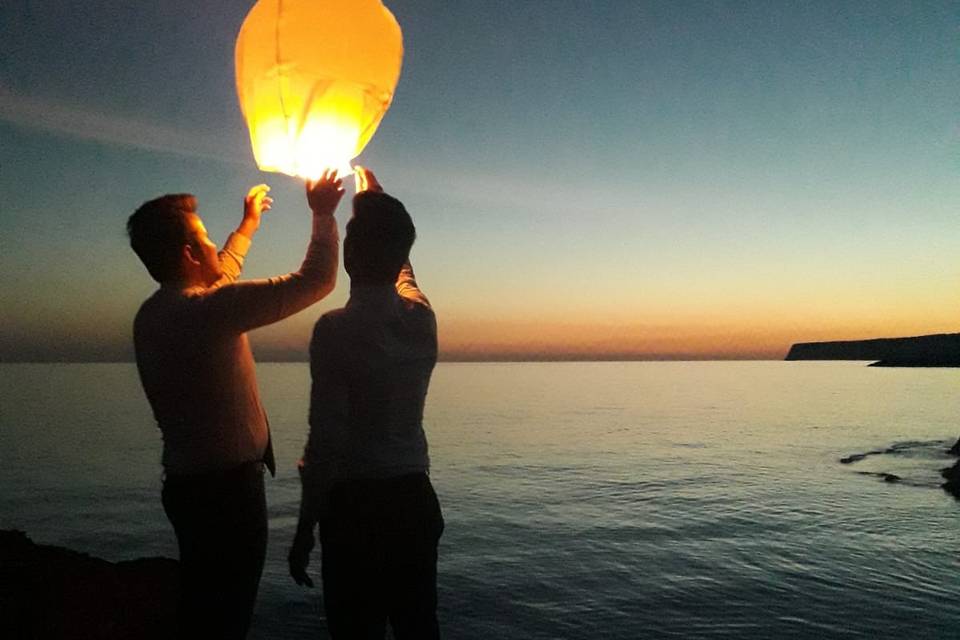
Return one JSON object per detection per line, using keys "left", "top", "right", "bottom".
{"left": 785, "top": 332, "right": 960, "bottom": 367}
{"left": 0, "top": 530, "right": 178, "bottom": 639}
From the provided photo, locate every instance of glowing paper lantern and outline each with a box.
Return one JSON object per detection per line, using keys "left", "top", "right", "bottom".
{"left": 235, "top": 0, "right": 403, "bottom": 179}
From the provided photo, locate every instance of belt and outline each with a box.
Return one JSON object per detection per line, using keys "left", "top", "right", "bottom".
{"left": 163, "top": 459, "right": 264, "bottom": 486}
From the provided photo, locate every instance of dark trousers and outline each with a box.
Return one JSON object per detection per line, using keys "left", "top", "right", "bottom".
{"left": 161, "top": 461, "right": 267, "bottom": 640}
{"left": 320, "top": 473, "right": 444, "bottom": 640}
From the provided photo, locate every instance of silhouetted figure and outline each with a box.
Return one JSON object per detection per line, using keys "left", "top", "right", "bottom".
{"left": 289, "top": 167, "right": 443, "bottom": 639}
{"left": 128, "top": 173, "right": 344, "bottom": 639}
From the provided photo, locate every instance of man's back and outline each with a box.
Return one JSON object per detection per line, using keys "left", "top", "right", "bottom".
{"left": 134, "top": 285, "right": 267, "bottom": 474}
{"left": 134, "top": 207, "right": 338, "bottom": 475}
{"left": 290, "top": 171, "right": 443, "bottom": 639}
{"left": 129, "top": 175, "right": 345, "bottom": 640}
{"left": 306, "top": 263, "right": 437, "bottom": 482}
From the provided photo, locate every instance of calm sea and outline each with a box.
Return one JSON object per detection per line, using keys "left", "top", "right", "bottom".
{"left": 2, "top": 362, "right": 959, "bottom": 638}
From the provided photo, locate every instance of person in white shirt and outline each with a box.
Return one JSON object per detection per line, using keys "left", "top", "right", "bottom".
{"left": 128, "top": 171, "right": 344, "bottom": 639}
{"left": 289, "top": 167, "right": 443, "bottom": 640}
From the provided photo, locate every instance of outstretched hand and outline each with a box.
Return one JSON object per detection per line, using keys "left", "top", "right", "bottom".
{"left": 288, "top": 532, "right": 315, "bottom": 588}
{"left": 306, "top": 169, "right": 345, "bottom": 216}
{"left": 354, "top": 166, "right": 384, "bottom": 193}
{"left": 238, "top": 184, "right": 272, "bottom": 238}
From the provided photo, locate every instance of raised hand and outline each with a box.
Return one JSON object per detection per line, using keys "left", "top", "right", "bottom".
{"left": 306, "top": 169, "right": 345, "bottom": 216}
{"left": 354, "top": 166, "right": 384, "bottom": 193}
{"left": 238, "top": 184, "right": 272, "bottom": 238}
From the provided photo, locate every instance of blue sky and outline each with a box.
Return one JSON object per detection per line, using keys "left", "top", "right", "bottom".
{"left": 1, "top": 1, "right": 957, "bottom": 360}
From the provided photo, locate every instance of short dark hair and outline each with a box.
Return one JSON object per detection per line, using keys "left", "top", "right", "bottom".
{"left": 345, "top": 191, "right": 416, "bottom": 284}
{"left": 127, "top": 194, "right": 197, "bottom": 283}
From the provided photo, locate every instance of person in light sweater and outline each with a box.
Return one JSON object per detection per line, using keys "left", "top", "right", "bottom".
{"left": 289, "top": 167, "right": 443, "bottom": 640}
{"left": 129, "top": 171, "right": 343, "bottom": 639}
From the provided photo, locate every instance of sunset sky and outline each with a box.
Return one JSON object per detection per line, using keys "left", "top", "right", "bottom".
{"left": 1, "top": 0, "right": 957, "bottom": 361}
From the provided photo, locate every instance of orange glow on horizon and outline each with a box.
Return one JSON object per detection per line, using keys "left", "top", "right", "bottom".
{"left": 432, "top": 314, "right": 960, "bottom": 361}
{"left": 243, "top": 282, "right": 960, "bottom": 361}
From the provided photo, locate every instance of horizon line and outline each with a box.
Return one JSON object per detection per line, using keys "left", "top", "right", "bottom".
{"left": 1, "top": 356, "right": 793, "bottom": 365}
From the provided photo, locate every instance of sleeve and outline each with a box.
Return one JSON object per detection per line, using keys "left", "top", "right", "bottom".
{"left": 209, "top": 232, "right": 251, "bottom": 287}
{"left": 299, "top": 316, "right": 350, "bottom": 527}
{"left": 195, "top": 213, "right": 339, "bottom": 333}
{"left": 294, "top": 459, "right": 321, "bottom": 541}
{"left": 395, "top": 260, "right": 431, "bottom": 309}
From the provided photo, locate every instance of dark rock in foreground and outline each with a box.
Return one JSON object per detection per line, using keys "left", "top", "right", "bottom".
{"left": 0, "top": 530, "right": 178, "bottom": 639}
{"left": 941, "top": 460, "right": 960, "bottom": 499}
{"left": 785, "top": 332, "right": 960, "bottom": 367}
{"left": 840, "top": 440, "right": 960, "bottom": 498}
{"left": 949, "top": 437, "right": 960, "bottom": 457}
{"left": 943, "top": 442, "right": 960, "bottom": 499}
{"left": 854, "top": 471, "right": 902, "bottom": 483}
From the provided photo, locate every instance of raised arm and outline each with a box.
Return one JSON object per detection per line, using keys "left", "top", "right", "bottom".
{"left": 353, "top": 166, "right": 431, "bottom": 309}
{"left": 396, "top": 260, "right": 431, "bottom": 308}
{"left": 197, "top": 172, "right": 344, "bottom": 333}
{"left": 209, "top": 184, "right": 273, "bottom": 288}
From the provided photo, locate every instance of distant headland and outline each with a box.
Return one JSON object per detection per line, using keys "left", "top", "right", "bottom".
{"left": 785, "top": 332, "right": 960, "bottom": 367}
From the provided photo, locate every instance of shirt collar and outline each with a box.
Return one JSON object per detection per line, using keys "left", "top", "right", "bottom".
{"left": 347, "top": 283, "right": 398, "bottom": 308}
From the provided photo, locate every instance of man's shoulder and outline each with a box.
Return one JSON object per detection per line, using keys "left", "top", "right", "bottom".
{"left": 133, "top": 288, "right": 167, "bottom": 324}
{"left": 312, "top": 307, "right": 349, "bottom": 339}
{"left": 136, "top": 286, "right": 225, "bottom": 338}
{"left": 402, "top": 298, "right": 437, "bottom": 332}
{"left": 135, "top": 287, "right": 201, "bottom": 319}
{"left": 403, "top": 297, "right": 436, "bottom": 316}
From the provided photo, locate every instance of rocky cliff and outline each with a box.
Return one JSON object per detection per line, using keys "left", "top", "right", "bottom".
{"left": 785, "top": 332, "right": 960, "bottom": 366}
{"left": 0, "top": 530, "right": 178, "bottom": 639}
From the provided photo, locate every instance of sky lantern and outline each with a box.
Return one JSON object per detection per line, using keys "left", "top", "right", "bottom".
{"left": 235, "top": 0, "right": 403, "bottom": 180}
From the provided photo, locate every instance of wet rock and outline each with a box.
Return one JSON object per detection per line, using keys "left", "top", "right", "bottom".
{"left": 855, "top": 471, "right": 901, "bottom": 483}
{"left": 948, "top": 437, "right": 960, "bottom": 456}
{"left": 839, "top": 449, "right": 887, "bottom": 464}
{"left": 840, "top": 453, "right": 867, "bottom": 464}
{"left": 940, "top": 460, "right": 960, "bottom": 499}
{"left": 0, "top": 530, "right": 178, "bottom": 639}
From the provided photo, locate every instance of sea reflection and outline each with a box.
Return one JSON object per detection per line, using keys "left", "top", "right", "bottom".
{"left": 2, "top": 362, "right": 959, "bottom": 639}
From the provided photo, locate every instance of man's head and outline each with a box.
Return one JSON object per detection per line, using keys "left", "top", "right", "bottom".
{"left": 127, "top": 194, "right": 222, "bottom": 286}
{"left": 344, "top": 191, "right": 416, "bottom": 285}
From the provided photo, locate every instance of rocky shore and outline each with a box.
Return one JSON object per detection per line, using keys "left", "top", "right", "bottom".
{"left": 941, "top": 461, "right": 960, "bottom": 498}
{"left": 0, "top": 530, "right": 178, "bottom": 639}
{"left": 838, "top": 438, "right": 960, "bottom": 500}
{"left": 941, "top": 437, "right": 960, "bottom": 499}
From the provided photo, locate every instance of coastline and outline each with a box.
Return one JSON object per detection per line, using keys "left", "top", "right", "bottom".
{"left": 785, "top": 332, "right": 960, "bottom": 367}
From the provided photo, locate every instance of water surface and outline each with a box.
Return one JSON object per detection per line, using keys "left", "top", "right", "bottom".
{"left": 2, "top": 362, "right": 958, "bottom": 638}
